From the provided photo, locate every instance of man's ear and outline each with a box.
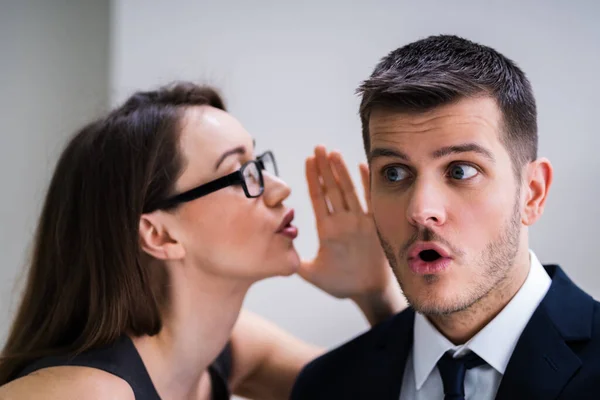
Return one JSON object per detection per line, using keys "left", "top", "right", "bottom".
{"left": 521, "top": 158, "right": 553, "bottom": 226}
{"left": 139, "top": 212, "right": 185, "bottom": 260}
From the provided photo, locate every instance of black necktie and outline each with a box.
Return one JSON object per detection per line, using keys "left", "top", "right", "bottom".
{"left": 436, "top": 350, "right": 486, "bottom": 400}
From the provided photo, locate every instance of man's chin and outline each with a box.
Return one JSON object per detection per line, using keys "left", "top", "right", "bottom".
{"left": 406, "top": 291, "right": 475, "bottom": 316}
{"left": 413, "top": 303, "right": 464, "bottom": 316}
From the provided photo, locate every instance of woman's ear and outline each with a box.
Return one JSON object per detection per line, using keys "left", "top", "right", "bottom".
{"left": 139, "top": 212, "right": 185, "bottom": 260}
{"left": 521, "top": 158, "right": 553, "bottom": 226}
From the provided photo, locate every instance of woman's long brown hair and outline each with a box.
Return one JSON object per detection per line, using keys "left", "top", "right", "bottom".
{"left": 0, "top": 82, "right": 226, "bottom": 384}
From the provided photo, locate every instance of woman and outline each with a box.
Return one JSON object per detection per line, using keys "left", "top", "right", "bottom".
{"left": 0, "top": 82, "right": 404, "bottom": 399}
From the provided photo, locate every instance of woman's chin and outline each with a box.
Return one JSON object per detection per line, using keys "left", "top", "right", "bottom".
{"left": 229, "top": 246, "right": 302, "bottom": 282}
{"left": 276, "top": 249, "right": 301, "bottom": 276}
{"left": 263, "top": 248, "right": 301, "bottom": 278}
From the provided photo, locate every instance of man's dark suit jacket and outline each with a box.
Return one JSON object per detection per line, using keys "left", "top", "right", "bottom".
{"left": 291, "top": 265, "right": 600, "bottom": 400}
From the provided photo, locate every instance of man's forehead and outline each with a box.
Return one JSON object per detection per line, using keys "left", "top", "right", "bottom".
{"left": 369, "top": 97, "right": 502, "bottom": 133}
{"left": 369, "top": 99, "right": 502, "bottom": 151}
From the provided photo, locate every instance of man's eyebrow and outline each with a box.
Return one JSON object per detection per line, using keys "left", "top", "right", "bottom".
{"left": 431, "top": 143, "right": 495, "bottom": 163}
{"left": 369, "top": 143, "right": 495, "bottom": 164}
{"left": 369, "top": 147, "right": 410, "bottom": 163}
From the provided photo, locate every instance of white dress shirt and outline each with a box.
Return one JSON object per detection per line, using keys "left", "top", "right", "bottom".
{"left": 399, "top": 250, "right": 552, "bottom": 400}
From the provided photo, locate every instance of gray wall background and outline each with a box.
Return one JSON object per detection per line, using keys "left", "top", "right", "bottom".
{"left": 1, "top": 0, "right": 599, "bottom": 362}
{"left": 0, "top": 0, "right": 110, "bottom": 342}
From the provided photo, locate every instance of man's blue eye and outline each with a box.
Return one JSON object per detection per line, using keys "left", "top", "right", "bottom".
{"left": 383, "top": 166, "right": 408, "bottom": 182}
{"left": 449, "top": 164, "right": 478, "bottom": 180}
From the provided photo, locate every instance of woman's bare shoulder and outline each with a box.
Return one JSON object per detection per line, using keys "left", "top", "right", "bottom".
{"left": 0, "top": 366, "right": 134, "bottom": 400}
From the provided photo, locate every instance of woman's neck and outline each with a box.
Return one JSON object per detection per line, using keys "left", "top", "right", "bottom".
{"left": 132, "top": 264, "right": 252, "bottom": 400}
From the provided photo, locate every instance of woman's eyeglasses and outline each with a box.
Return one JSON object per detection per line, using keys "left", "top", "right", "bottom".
{"left": 149, "top": 151, "right": 278, "bottom": 212}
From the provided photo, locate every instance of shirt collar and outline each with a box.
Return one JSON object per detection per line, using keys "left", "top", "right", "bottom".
{"left": 412, "top": 250, "right": 552, "bottom": 390}
{"left": 413, "top": 310, "right": 455, "bottom": 390}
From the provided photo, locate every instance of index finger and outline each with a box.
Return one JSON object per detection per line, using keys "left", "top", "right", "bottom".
{"left": 306, "top": 156, "right": 330, "bottom": 220}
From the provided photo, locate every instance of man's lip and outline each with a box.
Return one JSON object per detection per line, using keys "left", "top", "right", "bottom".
{"left": 276, "top": 209, "right": 295, "bottom": 233}
{"left": 407, "top": 242, "right": 451, "bottom": 260}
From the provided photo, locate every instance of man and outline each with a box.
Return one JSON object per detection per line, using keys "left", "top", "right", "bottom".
{"left": 291, "top": 35, "right": 600, "bottom": 400}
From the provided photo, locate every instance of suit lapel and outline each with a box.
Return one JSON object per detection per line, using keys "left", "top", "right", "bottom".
{"left": 365, "top": 308, "right": 415, "bottom": 399}
{"left": 496, "top": 265, "right": 593, "bottom": 400}
{"left": 495, "top": 306, "right": 581, "bottom": 400}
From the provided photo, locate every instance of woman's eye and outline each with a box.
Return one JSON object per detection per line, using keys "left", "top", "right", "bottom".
{"left": 245, "top": 168, "right": 259, "bottom": 183}
{"left": 383, "top": 166, "right": 409, "bottom": 182}
{"left": 449, "top": 164, "right": 478, "bottom": 180}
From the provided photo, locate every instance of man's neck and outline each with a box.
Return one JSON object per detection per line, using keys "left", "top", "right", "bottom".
{"left": 428, "top": 252, "right": 531, "bottom": 345}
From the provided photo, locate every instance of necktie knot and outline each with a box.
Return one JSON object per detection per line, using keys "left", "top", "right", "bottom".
{"left": 436, "top": 350, "right": 486, "bottom": 400}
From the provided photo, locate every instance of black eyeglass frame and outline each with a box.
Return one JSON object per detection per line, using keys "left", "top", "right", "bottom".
{"left": 149, "top": 151, "right": 277, "bottom": 212}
